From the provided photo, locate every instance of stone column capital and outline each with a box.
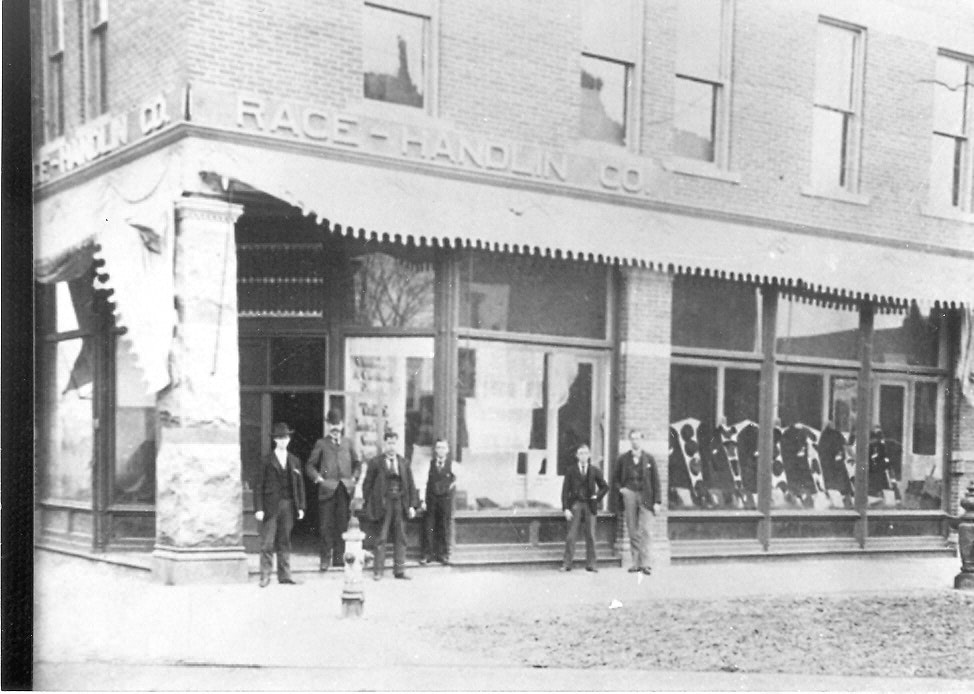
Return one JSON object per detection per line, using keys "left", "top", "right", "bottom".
{"left": 174, "top": 197, "right": 244, "bottom": 226}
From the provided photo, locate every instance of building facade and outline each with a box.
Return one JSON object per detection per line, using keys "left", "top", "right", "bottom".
{"left": 32, "top": 0, "right": 974, "bottom": 582}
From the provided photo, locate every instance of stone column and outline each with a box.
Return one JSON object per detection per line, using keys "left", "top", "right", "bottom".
{"left": 617, "top": 266, "right": 673, "bottom": 567}
{"left": 152, "top": 196, "right": 246, "bottom": 584}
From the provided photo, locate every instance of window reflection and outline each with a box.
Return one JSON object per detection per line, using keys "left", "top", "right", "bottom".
{"left": 873, "top": 306, "right": 941, "bottom": 367}
{"left": 41, "top": 338, "right": 94, "bottom": 502}
{"left": 113, "top": 339, "right": 156, "bottom": 504}
{"left": 363, "top": 4, "right": 426, "bottom": 109}
{"left": 580, "top": 54, "right": 628, "bottom": 145}
{"left": 351, "top": 252, "right": 434, "bottom": 329}
{"left": 777, "top": 296, "right": 859, "bottom": 361}
{"left": 674, "top": 77, "right": 716, "bottom": 161}
{"left": 672, "top": 276, "right": 759, "bottom": 352}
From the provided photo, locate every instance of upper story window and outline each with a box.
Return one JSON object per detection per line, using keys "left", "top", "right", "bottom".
{"left": 929, "top": 52, "right": 973, "bottom": 211}
{"left": 810, "top": 19, "right": 865, "bottom": 193}
{"left": 46, "top": 0, "right": 65, "bottom": 138}
{"left": 674, "top": 0, "right": 733, "bottom": 165}
{"left": 87, "top": 0, "right": 109, "bottom": 118}
{"left": 363, "top": 1, "right": 430, "bottom": 111}
{"left": 580, "top": 1, "right": 640, "bottom": 148}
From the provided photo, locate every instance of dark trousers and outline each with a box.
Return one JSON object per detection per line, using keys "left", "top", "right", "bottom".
{"left": 563, "top": 500, "right": 597, "bottom": 569}
{"left": 259, "top": 499, "right": 294, "bottom": 581}
{"left": 375, "top": 497, "right": 407, "bottom": 577}
{"left": 318, "top": 486, "right": 350, "bottom": 567}
{"left": 424, "top": 494, "right": 453, "bottom": 560}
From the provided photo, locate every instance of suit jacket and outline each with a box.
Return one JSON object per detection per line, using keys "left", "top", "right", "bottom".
{"left": 254, "top": 451, "right": 306, "bottom": 516}
{"left": 614, "top": 449, "right": 662, "bottom": 510}
{"left": 306, "top": 436, "right": 361, "bottom": 500}
{"left": 362, "top": 454, "right": 420, "bottom": 522}
{"left": 561, "top": 462, "right": 609, "bottom": 514}
{"left": 425, "top": 456, "right": 456, "bottom": 500}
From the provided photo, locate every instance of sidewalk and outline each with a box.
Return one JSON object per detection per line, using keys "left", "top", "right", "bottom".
{"left": 33, "top": 550, "right": 973, "bottom": 691}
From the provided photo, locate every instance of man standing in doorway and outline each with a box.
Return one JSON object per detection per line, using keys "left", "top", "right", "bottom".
{"left": 254, "top": 422, "right": 306, "bottom": 587}
{"left": 306, "top": 409, "right": 361, "bottom": 572}
{"left": 561, "top": 442, "right": 609, "bottom": 572}
{"left": 614, "top": 428, "right": 662, "bottom": 575}
{"left": 421, "top": 438, "right": 456, "bottom": 565}
{"left": 363, "top": 430, "right": 420, "bottom": 580}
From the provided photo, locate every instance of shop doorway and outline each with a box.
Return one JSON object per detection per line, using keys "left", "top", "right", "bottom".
{"left": 270, "top": 392, "right": 323, "bottom": 550}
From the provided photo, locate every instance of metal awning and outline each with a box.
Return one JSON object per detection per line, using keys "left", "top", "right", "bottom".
{"left": 196, "top": 140, "right": 974, "bottom": 308}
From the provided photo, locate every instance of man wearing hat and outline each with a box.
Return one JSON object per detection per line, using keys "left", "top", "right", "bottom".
{"left": 362, "top": 430, "right": 420, "bottom": 580}
{"left": 253, "top": 422, "right": 306, "bottom": 587}
{"left": 306, "top": 409, "right": 362, "bottom": 571}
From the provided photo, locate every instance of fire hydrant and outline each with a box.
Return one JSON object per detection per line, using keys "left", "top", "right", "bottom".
{"left": 952, "top": 480, "right": 974, "bottom": 591}
{"left": 341, "top": 514, "right": 371, "bottom": 616}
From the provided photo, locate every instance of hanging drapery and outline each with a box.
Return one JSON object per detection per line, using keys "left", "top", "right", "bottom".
{"left": 959, "top": 308, "right": 974, "bottom": 406}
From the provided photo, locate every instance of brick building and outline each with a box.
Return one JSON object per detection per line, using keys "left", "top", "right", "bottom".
{"left": 32, "top": 0, "right": 974, "bottom": 582}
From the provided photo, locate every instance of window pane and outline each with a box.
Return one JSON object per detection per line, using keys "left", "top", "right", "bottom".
{"left": 352, "top": 252, "right": 434, "bottom": 329}
{"left": 823, "top": 377, "right": 856, "bottom": 502}
{"left": 814, "top": 23, "right": 855, "bottom": 110}
{"left": 40, "top": 338, "right": 94, "bottom": 502}
{"left": 912, "top": 382, "right": 938, "bottom": 456}
{"left": 777, "top": 296, "right": 860, "bottom": 361}
{"left": 724, "top": 368, "right": 759, "bottom": 423}
{"left": 810, "top": 107, "right": 848, "bottom": 190}
{"left": 873, "top": 307, "right": 942, "bottom": 367}
{"left": 239, "top": 339, "right": 267, "bottom": 386}
{"left": 459, "top": 252, "right": 607, "bottom": 339}
{"left": 778, "top": 372, "right": 823, "bottom": 429}
{"left": 455, "top": 342, "right": 546, "bottom": 510}
{"left": 580, "top": 55, "right": 628, "bottom": 145}
{"left": 676, "top": 0, "right": 722, "bottom": 80}
{"left": 363, "top": 4, "right": 425, "bottom": 108}
{"left": 933, "top": 56, "right": 968, "bottom": 135}
{"left": 270, "top": 337, "right": 326, "bottom": 386}
{"left": 57, "top": 275, "right": 97, "bottom": 334}
{"left": 669, "top": 364, "right": 720, "bottom": 508}
{"left": 929, "top": 134, "right": 962, "bottom": 208}
{"left": 673, "top": 77, "right": 716, "bottom": 161}
{"left": 114, "top": 339, "right": 156, "bottom": 504}
{"left": 672, "top": 275, "right": 759, "bottom": 352}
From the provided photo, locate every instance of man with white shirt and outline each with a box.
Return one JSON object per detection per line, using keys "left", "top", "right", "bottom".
{"left": 560, "top": 443, "right": 609, "bottom": 572}
{"left": 253, "top": 422, "right": 306, "bottom": 587}
{"left": 362, "top": 430, "right": 420, "bottom": 580}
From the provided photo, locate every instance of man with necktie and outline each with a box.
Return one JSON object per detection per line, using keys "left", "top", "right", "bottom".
{"left": 253, "top": 422, "right": 306, "bottom": 587}
{"left": 613, "top": 428, "right": 662, "bottom": 575}
{"left": 560, "top": 442, "right": 609, "bottom": 572}
{"left": 363, "top": 429, "right": 420, "bottom": 580}
{"left": 421, "top": 438, "right": 457, "bottom": 565}
{"left": 306, "top": 409, "right": 361, "bottom": 571}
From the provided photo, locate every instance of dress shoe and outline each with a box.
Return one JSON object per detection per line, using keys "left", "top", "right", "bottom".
{"left": 585, "top": 566, "right": 598, "bottom": 573}
{"left": 258, "top": 576, "right": 270, "bottom": 588}
{"left": 559, "top": 565, "right": 572, "bottom": 572}
{"left": 279, "top": 577, "right": 301, "bottom": 585}
{"left": 640, "top": 567, "right": 652, "bottom": 575}
{"left": 437, "top": 557, "right": 450, "bottom": 566}
{"left": 319, "top": 564, "right": 330, "bottom": 572}
{"left": 627, "top": 566, "right": 641, "bottom": 573}
{"left": 394, "top": 574, "right": 411, "bottom": 580}
{"left": 418, "top": 557, "right": 430, "bottom": 565}
{"left": 373, "top": 574, "right": 383, "bottom": 581}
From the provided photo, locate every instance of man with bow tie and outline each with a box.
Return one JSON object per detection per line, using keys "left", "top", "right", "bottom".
{"left": 421, "top": 438, "right": 457, "bottom": 565}
{"left": 306, "top": 409, "right": 361, "bottom": 572}
{"left": 362, "top": 429, "right": 420, "bottom": 580}
{"left": 613, "top": 428, "right": 662, "bottom": 575}
{"left": 253, "top": 422, "right": 306, "bottom": 587}
{"left": 560, "top": 442, "right": 609, "bottom": 572}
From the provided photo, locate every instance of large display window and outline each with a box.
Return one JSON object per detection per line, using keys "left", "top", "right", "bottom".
{"left": 455, "top": 340, "right": 609, "bottom": 512}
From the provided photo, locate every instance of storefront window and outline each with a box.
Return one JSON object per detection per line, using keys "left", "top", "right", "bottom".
{"left": 459, "top": 252, "right": 608, "bottom": 339}
{"left": 456, "top": 341, "right": 608, "bottom": 512}
{"left": 777, "top": 296, "right": 859, "bottom": 361}
{"left": 113, "top": 339, "right": 156, "bottom": 504}
{"left": 672, "top": 275, "right": 760, "bottom": 352}
{"left": 669, "top": 364, "right": 760, "bottom": 510}
{"left": 351, "top": 252, "right": 434, "bottom": 329}
{"left": 41, "top": 337, "right": 94, "bottom": 502}
{"left": 345, "top": 336, "right": 434, "bottom": 465}
{"left": 873, "top": 306, "right": 943, "bottom": 367}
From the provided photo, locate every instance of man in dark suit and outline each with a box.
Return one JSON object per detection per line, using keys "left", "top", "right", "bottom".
{"left": 613, "top": 429, "right": 662, "bottom": 575}
{"left": 306, "top": 409, "right": 362, "bottom": 571}
{"left": 421, "top": 438, "right": 456, "bottom": 565}
{"left": 253, "top": 422, "right": 306, "bottom": 587}
{"left": 363, "top": 430, "right": 420, "bottom": 580}
{"left": 560, "top": 442, "right": 609, "bottom": 572}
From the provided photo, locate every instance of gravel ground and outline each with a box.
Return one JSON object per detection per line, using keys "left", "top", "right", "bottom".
{"left": 432, "top": 592, "right": 974, "bottom": 681}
